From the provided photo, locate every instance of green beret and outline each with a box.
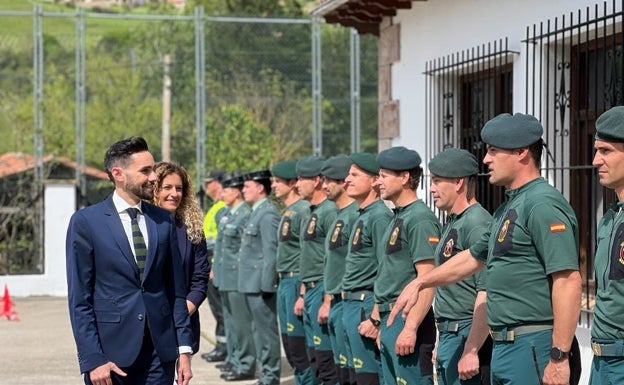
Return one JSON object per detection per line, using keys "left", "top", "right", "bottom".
{"left": 595, "top": 106, "right": 624, "bottom": 143}
{"left": 481, "top": 113, "right": 543, "bottom": 149}
{"left": 377, "top": 146, "right": 421, "bottom": 171}
{"left": 428, "top": 148, "right": 478, "bottom": 178}
{"left": 348, "top": 152, "right": 379, "bottom": 175}
{"left": 296, "top": 156, "right": 326, "bottom": 177}
{"left": 271, "top": 161, "right": 298, "bottom": 180}
{"left": 321, "top": 155, "right": 352, "bottom": 180}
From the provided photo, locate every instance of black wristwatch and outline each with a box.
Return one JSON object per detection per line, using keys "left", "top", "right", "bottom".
{"left": 369, "top": 317, "right": 381, "bottom": 327}
{"left": 550, "top": 347, "right": 570, "bottom": 361}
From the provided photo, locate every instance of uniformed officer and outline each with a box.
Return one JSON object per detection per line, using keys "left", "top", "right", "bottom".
{"left": 590, "top": 106, "right": 624, "bottom": 385}
{"left": 374, "top": 146, "right": 440, "bottom": 385}
{"left": 319, "top": 155, "right": 360, "bottom": 385}
{"left": 342, "top": 153, "right": 392, "bottom": 385}
{"left": 271, "top": 160, "right": 314, "bottom": 385}
{"left": 217, "top": 173, "right": 256, "bottom": 381}
{"left": 389, "top": 113, "right": 582, "bottom": 385}
{"left": 295, "top": 156, "right": 339, "bottom": 385}
{"left": 202, "top": 170, "right": 228, "bottom": 362}
{"left": 428, "top": 148, "right": 492, "bottom": 385}
{"left": 239, "top": 169, "right": 282, "bottom": 385}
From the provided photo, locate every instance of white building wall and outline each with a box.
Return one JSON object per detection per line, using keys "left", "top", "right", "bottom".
{"left": 390, "top": 1, "right": 600, "bottom": 382}
{"left": 0, "top": 183, "right": 74, "bottom": 297}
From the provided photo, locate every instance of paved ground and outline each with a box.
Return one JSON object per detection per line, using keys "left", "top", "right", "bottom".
{"left": 0, "top": 296, "right": 293, "bottom": 385}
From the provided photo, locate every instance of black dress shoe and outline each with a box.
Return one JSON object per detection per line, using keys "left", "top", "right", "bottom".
{"left": 202, "top": 348, "right": 227, "bottom": 362}
{"left": 222, "top": 371, "right": 255, "bottom": 381}
{"left": 217, "top": 362, "right": 234, "bottom": 372}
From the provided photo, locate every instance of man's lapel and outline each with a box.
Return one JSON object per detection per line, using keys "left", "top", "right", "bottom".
{"left": 104, "top": 197, "right": 140, "bottom": 278}
{"left": 143, "top": 206, "right": 159, "bottom": 280}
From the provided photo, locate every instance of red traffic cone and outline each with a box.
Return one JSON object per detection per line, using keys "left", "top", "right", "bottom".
{"left": 1, "top": 284, "right": 20, "bottom": 321}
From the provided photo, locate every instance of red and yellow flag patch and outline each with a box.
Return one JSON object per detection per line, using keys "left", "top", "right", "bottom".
{"left": 428, "top": 236, "right": 440, "bottom": 244}
{"left": 550, "top": 222, "right": 566, "bottom": 233}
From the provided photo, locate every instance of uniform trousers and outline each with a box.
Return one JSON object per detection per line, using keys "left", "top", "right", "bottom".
{"left": 490, "top": 329, "right": 551, "bottom": 385}
{"left": 328, "top": 299, "right": 354, "bottom": 385}
{"left": 277, "top": 276, "right": 315, "bottom": 385}
{"left": 226, "top": 291, "right": 256, "bottom": 375}
{"left": 589, "top": 340, "right": 624, "bottom": 385}
{"left": 379, "top": 309, "right": 434, "bottom": 385}
{"left": 342, "top": 294, "right": 381, "bottom": 385}
{"left": 244, "top": 292, "right": 282, "bottom": 385}
{"left": 436, "top": 319, "right": 485, "bottom": 385}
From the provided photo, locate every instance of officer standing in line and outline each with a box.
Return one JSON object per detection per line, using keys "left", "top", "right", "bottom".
{"left": 590, "top": 106, "right": 624, "bottom": 385}
{"left": 318, "top": 155, "right": 360, "bottom": 385}
{"left": 215, "top": 173, "right": 255, "bottom": 381}
{"left": 240, "top": 169, "right": 282, "bottom": 385}
{"left": 271, "top": 161, "right": 315, "bottom": 385}
{"left": 428, "top": 148, "right": 492, "bottom": 385}
{"left": 294, "top": 156, "right": 339, "bottom": 385}
{"left": 374, "top": 146, "right": 440, "bottom": 385}
{"left": 202, "top": 170, "right": 229, "bottom": 362}
{"left": 389, "top": 113, "right": 582, "bottom": 385}
{"left": 342, "top": 153, "right": 392, "bottom": 385}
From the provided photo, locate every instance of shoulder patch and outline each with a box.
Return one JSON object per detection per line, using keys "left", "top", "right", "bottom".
{"left": 550, "top": 222, "right": 566, "bottom": 233}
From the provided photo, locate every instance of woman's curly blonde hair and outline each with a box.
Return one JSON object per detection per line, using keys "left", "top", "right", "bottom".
{"left": 152, "top": 161, "right": 205, "bottom": 244}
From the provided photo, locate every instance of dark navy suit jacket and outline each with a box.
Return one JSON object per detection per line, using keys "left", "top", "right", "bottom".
{"left": 66, "top": 197, "right": 192, "bottom": 374}
{"left": 175, "top": 222, "right": 209, "bottom": 353}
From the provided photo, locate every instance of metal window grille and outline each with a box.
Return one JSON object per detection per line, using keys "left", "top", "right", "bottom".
{"left": 524, "top": 0, "right": 624, "bottom": 324}
{"left": 424, "top": 38, "right": 517, "bottom": 213}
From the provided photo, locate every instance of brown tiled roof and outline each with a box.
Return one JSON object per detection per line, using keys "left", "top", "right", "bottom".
{"left": 0, "top": 152, "right": 108, "bottom": 180}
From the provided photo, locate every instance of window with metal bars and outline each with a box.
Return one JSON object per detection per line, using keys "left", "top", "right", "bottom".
{"left": 524, "top": 0, "right": 624, "bottom": 323}
{"left": 424, "top": 38, "right": 516, "bottom": 214}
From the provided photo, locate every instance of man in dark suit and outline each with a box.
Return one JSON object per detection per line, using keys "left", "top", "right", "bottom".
{"left": 66, "top": 137, "right": 193, "bottom": 385}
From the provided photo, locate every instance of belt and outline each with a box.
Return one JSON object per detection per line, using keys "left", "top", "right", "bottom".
{"left": 304, "top": 280, "right": 321, "bottom": 289}
{"left": 436, "top": 320, "right": 460, "bottom": 333}
{"left": 278, "top": 271, "right": 297, "bottom": 279}
{"left": 592, "top": 341, "right": 624, "bottom": 357}
{"left": 329, "top": 293, "right": 343, "bottom": 304}
{"left": 490, "top": 324, "right": 553, "bottom": 341}
{"left": 377, "top": 302, "right": 395, "bottom": 312}
{"left": 342, "top": 290, "right": 373, "bottom": 301}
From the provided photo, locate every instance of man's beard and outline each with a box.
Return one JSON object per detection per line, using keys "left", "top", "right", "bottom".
{"left": 127, "top": 179, "right": 154, "bottom": 200}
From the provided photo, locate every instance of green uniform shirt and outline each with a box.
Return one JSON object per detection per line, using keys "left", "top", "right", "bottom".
{"left": 323, "top": 201, "right": 359, "bottom": 295}
{"left": 469, "top": 178, "right": 579, "bottom": 329}
{"left": 434, "top": 203, "right": 491, "bottom": 321}
{"left": 218, "top": 202, "right": 251, "bottom": 292}
{"left": 593, "top": 201, "right": 624, "bottom": 340}
{"left": 300, "top": 199, "right": 337, "bottom": 283}
{"left": 276, "top": 199, "right": 310, "bottom": 273}
{"left": 374, "top": 200, "right": 441, "bottom": 303}
{"left": 342, "top": 200, "right": 393, "bottom": 292}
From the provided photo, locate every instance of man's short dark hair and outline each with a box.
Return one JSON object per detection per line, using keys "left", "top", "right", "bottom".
{"left": 527, "top": 139, "right": 543, "bottom": 168}
{"left": 407, "top": 166, "right": 423, "bottom": 190}
{"left": 104, "top": 137, "right": 149, "bottom": 180}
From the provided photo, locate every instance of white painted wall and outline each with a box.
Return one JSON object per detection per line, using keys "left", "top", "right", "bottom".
{"left": 0, "top": 183, "right": 75, "bottom": 297}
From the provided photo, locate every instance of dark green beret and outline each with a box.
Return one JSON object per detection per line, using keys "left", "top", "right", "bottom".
{"left": 296, "top": 156, "right": 326, "bottom": 177}
{"left": 244, "top": 169, "right": 271, "bottom": 182}
{"left": 271, "top": 161, "right": 298, "bottom": 180}
{"left": 428, "top": 148, "right": 478, "bottom": 178}
{"left": 595, "top": 106, "right": 624, "bottom": 143}
{"left": 321, "top": 155, "right": 352, "bottom": 180}
{"left": 481, "top": 113, "right": 543, "bottom": 149}
{"left": 348, "top": 152, "right": 379, "bottom": 175}
{"left": 377, "top": 146, "right": 421, "bottom": 171}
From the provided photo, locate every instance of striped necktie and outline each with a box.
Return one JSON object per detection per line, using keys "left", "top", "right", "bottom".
{"left": 126, "top": 208, "right": 147, "bottom": 280}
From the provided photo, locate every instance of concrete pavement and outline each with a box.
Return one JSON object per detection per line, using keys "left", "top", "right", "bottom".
{"left": 0, "top": 296, "right": 293, "bottom": 385}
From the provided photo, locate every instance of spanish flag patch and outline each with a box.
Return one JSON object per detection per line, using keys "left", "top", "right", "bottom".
{"left": 428, "top": 236, "right": 440, "bottom": 244}
{"left": 550, "top": 222, "right": 566, "bottom": 233}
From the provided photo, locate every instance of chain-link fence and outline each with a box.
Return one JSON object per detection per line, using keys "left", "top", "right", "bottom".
{"left": 0, "top": 5, "right": 378, "bottom": 275}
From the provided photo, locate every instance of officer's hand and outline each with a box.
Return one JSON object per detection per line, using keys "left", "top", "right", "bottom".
{"left": 177, "top": 353, "right": 193, "bottom": 385}
{"left": 387, "top": 278, "right": 421, "bottom": 326}
{"left": 89, "top": 361, "right": 127, "bottom": 385}
{"left": 294, "top": 296, "right": 304, "bottom": 317}
{"left": 395, "top": 327, "right": 416, "bottom": 356}
{"left": 457, "top": 350, "right": 479, "bottom": 380}
{"left": 357, "top": 319, "right": 379, "bottom": 340}
{"left": 317, "top": 301, "right": 330, "bottom": 324}
{"left": 261, "top": 291, "right": 275, "bottom": 300}
{"left": 543, "top": 359, "right": 570, "bottom": 385}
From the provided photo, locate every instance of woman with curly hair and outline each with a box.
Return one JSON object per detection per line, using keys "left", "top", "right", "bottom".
{"left": 153, "top": 161, "right": 210, "bottom": 354}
